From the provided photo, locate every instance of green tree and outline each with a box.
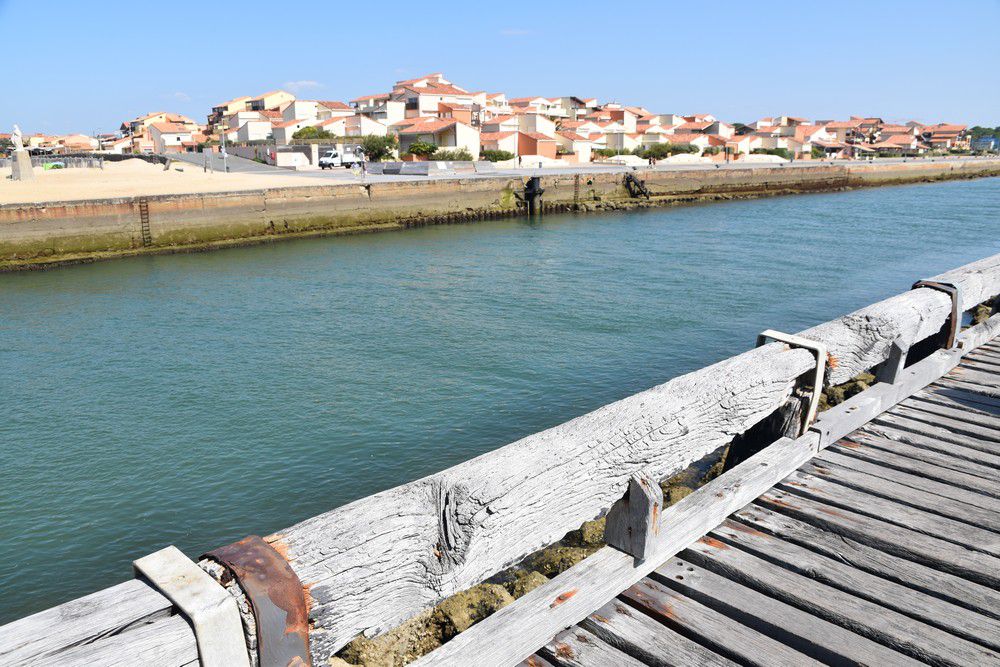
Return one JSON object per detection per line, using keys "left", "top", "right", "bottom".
{"left": 292, "top": 126, "right": 334, "bottom": 140}
{"left": 361, "top": 134, "right": 398, "bottom": 162}
{"left": 481, "top": 149, "right": 515, "bottom": 162}
{"left": 811, "top": 146, "right": 825, "bottom": 159}
{"left": 407, "top": 140, "right": 437, "bottom": 158}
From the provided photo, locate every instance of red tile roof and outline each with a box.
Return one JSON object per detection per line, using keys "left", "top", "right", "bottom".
{"left": 351, "top": 92, "right": 390, "bottom": 103}
{"left": 150, "top": 122, "right": 190, "bottom": 134}
{"left": 480, "top": 131, "right": 517, "bottom": 141}
{"left": 397, "top": 118, "right": 458, "bottom": 134}
{"left": 318, "top": 101, "right": 351, "bottom": 110}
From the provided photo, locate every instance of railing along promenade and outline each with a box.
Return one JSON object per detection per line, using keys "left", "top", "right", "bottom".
{"left": 2, "top": 252, "right": 1000, "bottom": 666}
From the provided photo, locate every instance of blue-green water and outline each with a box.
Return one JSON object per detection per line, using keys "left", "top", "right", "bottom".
{"left": 1, "top": 178, "right": 998, "bottom": 623}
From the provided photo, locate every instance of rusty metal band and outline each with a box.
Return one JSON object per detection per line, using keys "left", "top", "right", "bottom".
{"left": 204, "top": 535, "right": 312, "bottom": 667}
{"left": 912, "top": 280, "right": 961, "bottom": 349}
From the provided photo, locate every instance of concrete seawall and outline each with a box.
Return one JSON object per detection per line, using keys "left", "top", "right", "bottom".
{"left": 2, "top": 159, "right": 998, "bottom": 271}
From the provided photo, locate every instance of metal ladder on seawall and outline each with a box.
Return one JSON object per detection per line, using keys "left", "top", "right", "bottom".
{"left": 138, "top": 198, "right": 152, "bottom": 247}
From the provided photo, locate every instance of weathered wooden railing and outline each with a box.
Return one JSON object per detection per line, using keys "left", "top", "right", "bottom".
{"left": 2, "top": 252, "right": 999, "bottom": 667}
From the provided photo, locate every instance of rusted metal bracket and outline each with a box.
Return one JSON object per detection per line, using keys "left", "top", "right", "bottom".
{"left": 912, "top": 280, "right": 962, "bottom": 349}
{"left": 756, "top": 329, "right": 828, "bottom": 436}
{"left": 204, "top": 535, "right": 312, "bottom": 667}
{"left": 134, "top": 545, "right": 251, "bottom": 667}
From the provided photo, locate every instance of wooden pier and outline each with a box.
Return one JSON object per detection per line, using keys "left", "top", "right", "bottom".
{"left": 2, "top": 253, "right": 999, "bottom": 666}
{"left": 515, "top": 349, "right": 1000, "bottom": 667}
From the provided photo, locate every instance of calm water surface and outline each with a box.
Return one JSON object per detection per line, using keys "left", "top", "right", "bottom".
{"left": 2, "top": 178, "right": 998, "bottom": 622}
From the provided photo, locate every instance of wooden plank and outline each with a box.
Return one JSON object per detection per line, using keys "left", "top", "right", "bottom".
{"left": 753, "top": 490, "right": 1000, "bottom": 588}
{"left": 926, "top": 381, "right": 1000, "bottom": 412}
{"left": 832, "top": 438, "right": 1000, "bottom": 498}
{"left": 889, "top": 403, "right": 1000, "bottom": 446}
{"left": 516, "top": 656, "right": 555, "bottom": 667}
{"left": 871, "top": 413, "right": 1000, "bottom": 458}
{"left": 952, "top": 366, "right": 1000, "bottom": 389}
{"left": 580, "top": 599, "right": 736, "bottom": 667}
{"left": 651, "top": 558, "right": 922, "bottom": 665}
{"left": 620, "top": 577, "right": 822, "bottom": 667}
{"left": 850, "top": 430, "right": 1000, "bottom": 482}
{"left": 963, "top": 358, "right": 1000, "bottom": 374}
{"left": 709, "top": 519, "right": 1000, "bottom": 652}
{"left": 539, "top": 627, "right": 646, "bottom": 667}
{"left": 935, "top": 376, "right": 1000, "bottom": 400}
{"left": 685, "top": 533, "right": 1000, "bottom": 662}
{"left": 732, "top": 505, "right": 1000, "bottom": 621}
{"left": 815, "top": 448, "right": 1000, "bottom": 513}
{"left": 411, "top": 432, "right": 823, "bottom": 667}
{"left": 903, "top": 393, "right": 1000, "bottom": 429}
{"left": 46, "top": 614, "right": 198, "bottom": 667}
{"left": 778, "top": 468, "right": 1000, "bottom": 555}
{"left": 0, "top": 579, "right": 174, "bottom": 665}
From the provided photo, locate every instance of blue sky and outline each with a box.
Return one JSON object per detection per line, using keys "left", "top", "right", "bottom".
{"left": 2, "top": 0, "right": 998, "bottom": 135}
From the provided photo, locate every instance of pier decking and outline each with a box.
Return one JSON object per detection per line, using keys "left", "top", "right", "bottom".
{"left": 519, "top": 346, "right": 1000, "bottom": 666}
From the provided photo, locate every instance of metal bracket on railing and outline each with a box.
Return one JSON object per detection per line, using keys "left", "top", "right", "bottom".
{"left": 756, "top": 329, "right": 827, "bottom": 435}
{"left": 134, "top": 546, "right": 251, "bottom": 667}
{"left": 912, "top": 280, "right": 962, "bottom": 349}
{"left": 204, "top": 536, "right": 312, "bottom": 667}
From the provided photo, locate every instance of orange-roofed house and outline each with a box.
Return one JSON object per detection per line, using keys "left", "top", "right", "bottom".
{"left": 823, "top": 119, "right": 865, "bottom": 143}
{"left": 316, "top": 115, "right": 388, "bottom": 138}
{"left": 393, "top": 117, "right": 480, "bottom": 159}
{"left": 517, "top": 132, "right": 559, "bottom": 160}
{"left": 209, "top": 96, "right": 252, "bottom": 128}
{"left": 481, "top": 115, "right": 520, "bottom": 134}
{"left": 388, "top": 73, "right": 478, "bottom": 119}
{"left": 480, "top": 131, "right": 519, "bottom": 157}
{"left": 246, "top": 90, "right": 295, "bottom": 112}
{"left": 272, "top": 118, "right": 319, "bottom": 145}
{"left": 554, "top": 131, "right": 593, "bottom": 163}
{"left": 920, "top": 123, "right": 969, "bottom": 150}
{"left": 150, "top": 122, "right": 194, "bottom": 153}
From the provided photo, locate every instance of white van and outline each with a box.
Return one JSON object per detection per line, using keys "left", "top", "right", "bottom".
{"left": 319, "top": 148, "right": 364, "bottom": 169}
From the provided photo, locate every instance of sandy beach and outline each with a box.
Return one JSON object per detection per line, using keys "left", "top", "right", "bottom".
{"left": 0, "top": 158, "right": 317, "bottom": 205}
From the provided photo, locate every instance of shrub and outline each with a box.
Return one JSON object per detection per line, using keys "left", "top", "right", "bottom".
{"left": 431, "top": 148, "right": 473, "bottom": 161}
{"left": 292, "top": 126, "right": 334, "bottom": 140}
{"left": 594, "top": 148, "right": 629, "bottom": 158}
{"left": 640, "top": 143, "right": 698, "bottom": 159}
{"left": 360, "top": 134, "right": 398, "bottom": 162}
{"left": 407, "top": 140, "right": 437, "bottom": 158}
{"left": 481, "top": 149, "right": 515, "bottom": 162}
{"left": 751, "top": 147, "right": 792, "bottom": 160}
{"left": 811, "top": 146, "right": 825, "bottom": 159}
{"left": 702, "top": 146, "right": 721, "bottom": 155}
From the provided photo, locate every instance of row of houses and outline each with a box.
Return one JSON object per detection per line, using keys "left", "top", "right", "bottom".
{"left": 37, "top": 73, "right": 971, "bottom": 163}
{"left": 201, "top": 73, "right": 971, "bottom": 162}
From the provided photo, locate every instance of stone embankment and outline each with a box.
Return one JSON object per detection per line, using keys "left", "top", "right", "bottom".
{"left": 2, "top": 159, "right": 998, "bottom": 271}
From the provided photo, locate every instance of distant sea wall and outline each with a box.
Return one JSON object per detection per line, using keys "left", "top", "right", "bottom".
{"left": 2, "top": 159, "right": 999, "bottom": 271}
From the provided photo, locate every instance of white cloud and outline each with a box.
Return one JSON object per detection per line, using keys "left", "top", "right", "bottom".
{"left": 499, "top": 28, "right": 530, "bottom": 36}
{"left": 284, "top": 80, "right": 323, "bottom": 92}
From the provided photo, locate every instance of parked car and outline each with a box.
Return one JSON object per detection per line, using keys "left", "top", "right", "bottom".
{"left": 319, "top": 148, "right": 364, "bottom": 169}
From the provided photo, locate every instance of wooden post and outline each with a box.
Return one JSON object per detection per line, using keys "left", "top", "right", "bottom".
{"left": 875, "top": 336, "right": 909, "bottom": 384}
{"left": 604, "top": 471, "right": 663, "bottom": 560}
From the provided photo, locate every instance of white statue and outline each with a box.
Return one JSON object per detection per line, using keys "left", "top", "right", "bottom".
{"left": 11, "top": 124, "right": 24, "bottom": 152}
